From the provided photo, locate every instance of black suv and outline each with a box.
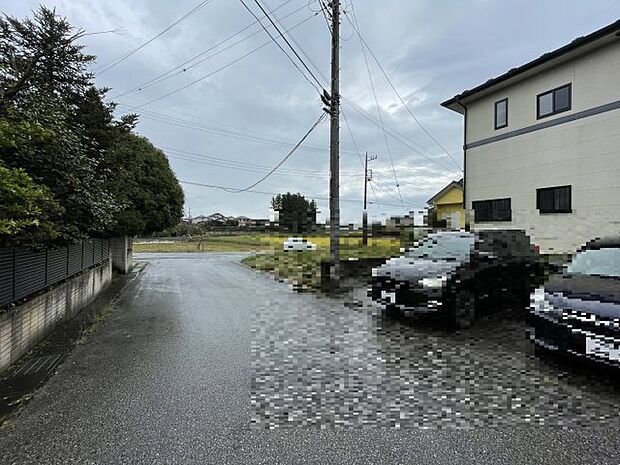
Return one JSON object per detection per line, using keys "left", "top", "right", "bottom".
{"left": 369, "top": 230, "right": 543, "bottom": 327}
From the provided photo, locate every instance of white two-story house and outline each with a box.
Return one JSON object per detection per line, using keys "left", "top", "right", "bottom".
{"left": 442, "top": 20, "right": 620, "bottom": 254}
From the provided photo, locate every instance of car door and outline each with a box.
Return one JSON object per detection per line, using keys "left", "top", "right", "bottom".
{"left": 470, "top": 234, "right": 503, "bottom": 303}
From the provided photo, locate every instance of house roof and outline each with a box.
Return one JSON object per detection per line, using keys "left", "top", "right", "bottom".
{"left": 427, "top": 179, "right": 463, "bottom": 205}
{"left": 441, "top": 19, "right": 620, "bottom": 113}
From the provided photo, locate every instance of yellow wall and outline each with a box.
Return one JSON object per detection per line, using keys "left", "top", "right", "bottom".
{"left": 433, "top": 186, "right": 465, "bottom": 229}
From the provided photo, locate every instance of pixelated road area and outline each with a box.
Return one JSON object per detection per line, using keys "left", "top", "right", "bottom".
{"left": 251, "top": 288, "right": 620, "bottom": 429}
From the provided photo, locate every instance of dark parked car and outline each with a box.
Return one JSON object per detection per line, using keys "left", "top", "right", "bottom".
{"left": 529, "top": 237, "right": 620, "bottom": 367}
{"left": 369, "top": 230, "right": 543, "bottom": 328}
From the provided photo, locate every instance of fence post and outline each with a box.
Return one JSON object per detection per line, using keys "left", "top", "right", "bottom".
{"left": 81, "top": 240, "right": 85, "bottom": 270}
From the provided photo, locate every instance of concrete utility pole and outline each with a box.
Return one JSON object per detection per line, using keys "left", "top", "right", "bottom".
{"left": 362, "top": 151, "right": 377, "bottom": 245}
{"left": 328, "top": 0, "right": 341, "bottom": 283}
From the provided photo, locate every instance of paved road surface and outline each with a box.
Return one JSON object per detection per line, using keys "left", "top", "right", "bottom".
{"left": 1, "top": 253, "right": 619, "bottom": 464}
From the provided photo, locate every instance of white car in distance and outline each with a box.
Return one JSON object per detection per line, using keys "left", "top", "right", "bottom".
{"left": 283, "top": 237, "right": 317, "bottom": 251}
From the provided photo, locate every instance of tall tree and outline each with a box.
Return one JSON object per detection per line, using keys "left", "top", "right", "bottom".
{"left": 0, "top": 7, "right": 183, "bottom": 245}
{"left": 0, "top": 7, "right": 120, "bottom": 241}
{"left": 106, "top": 133, "right": 184, "bottom": 236}
{"left": 271, "top": 192, "right": 317, "bottom": 234}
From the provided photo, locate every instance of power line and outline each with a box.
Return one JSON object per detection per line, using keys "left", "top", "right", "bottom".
{"left": 237, "top": 0, "right": 323, "bottom": 93}
{"left": 237, "top": 7, "right": 462, "bottom": 182}
{"left": 341, "top": 96, "right": 462, "bottom": 176}
{"left": 124, "top": 12, "right": 319, "bottom": 111}
{"left": 348, "top": 2, "right": 403, "bottom": 208}
{"left": 251, "top": 0, "right": 326, "bottom": 89}
{"left": 110, "top": 0, "right": 303, "bottom": 100}
{"left": 213, "top": 113, "right": 327, "bottom": 193}
{"left": 116, "top": 103, "right": 368, "bottom": 157}
{"left": 96, "top": 0, "right": 216, "bottom": 74}
{"left": 267, "top": 2, "right": 329, "bottom": 85}
{"left": 315, "top": 0, "right": 332, "bottom": 35}
{"left": 164, "top": 145, "right": 364, "bottom": 177}
{"left": 179, "top": 179, "right": 418, "bottom": 209}
{"left": 341, "top": 108, "right": 382, "bottom": 209}
{"left": 344, "top": 4, "right": 463, "bottom": 172}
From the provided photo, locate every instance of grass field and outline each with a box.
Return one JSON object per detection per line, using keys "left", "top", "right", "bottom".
{"left": 240, "top": 236, "right": 404, "bottom": 290}
{"left": 134, "top": 234, "right": 271, "bottom": 253}
{"left": 134, "top": 234, "right": 404, "bottom": 255}
{"left": 135, "top": 233, "right": 408, "bottom": 291}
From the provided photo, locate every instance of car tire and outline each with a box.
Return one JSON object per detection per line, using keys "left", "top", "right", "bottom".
{"left": 454, "top": 291, "right": 475, "bottom": 329}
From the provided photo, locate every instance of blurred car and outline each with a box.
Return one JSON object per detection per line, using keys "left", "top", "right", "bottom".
{"left": 528, "top": 236, "right": 620, "bottom": 367}
{"left": 368, "top": 230, "right": 543, "bottom": 328}
{"left": 283, "top": 237, "right": 317, "bottom": 251}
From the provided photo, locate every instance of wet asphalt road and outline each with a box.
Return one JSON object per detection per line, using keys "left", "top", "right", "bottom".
{"left": 1, "top": 253, "right": 619, "bottom": 464}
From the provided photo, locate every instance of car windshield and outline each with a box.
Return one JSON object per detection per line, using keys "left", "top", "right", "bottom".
{"left": 566, "top": 247, "right": 620, "bottom": 278}
{"left": 406, "top": 234, "right": 474, "bottom": 261}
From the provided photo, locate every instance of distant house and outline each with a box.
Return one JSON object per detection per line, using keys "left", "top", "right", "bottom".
{"left": 385, "top": 213, "right": 415, "bottom": 230}
{"left": 441, "top": 20, "right": 620, "bottom": 253}
{"left": 427, "top": 179, "right": 465, "bottom": 230}
{"left": 235, "top": 216, "right": 251, "bottom": 227}
{"left": 247, "top": 218, "right": 271, "bottom": 228}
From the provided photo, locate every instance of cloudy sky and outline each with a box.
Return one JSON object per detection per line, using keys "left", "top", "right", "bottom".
{"left": 5, "top": 0, "right": 620, "bottom": 224}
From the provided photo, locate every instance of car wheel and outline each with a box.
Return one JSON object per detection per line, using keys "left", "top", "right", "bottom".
{"left": 454, "top": 290, "right": 475, "bottom": 329}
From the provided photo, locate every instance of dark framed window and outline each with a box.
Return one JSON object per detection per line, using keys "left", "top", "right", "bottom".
{"left": 537, "top": 84, "right": 571, "bottom": 119}
{"left": 494, "top": 98, "right": 508, "bottom": 129}
{"left": 472, "top": 198, "right": 512, "bottom": 222}
{"left": 537, "top": 185, "right": 572, "bottom": 213}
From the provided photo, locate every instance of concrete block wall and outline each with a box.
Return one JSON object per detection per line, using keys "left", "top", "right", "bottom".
{"left": 111, "top": 236, "right": 133, "bottom": 274}
{"left": 0, "top": 260, "right": 113, "bottom": 373}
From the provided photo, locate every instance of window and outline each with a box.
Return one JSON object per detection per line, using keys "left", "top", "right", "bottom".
{"left": 494, "top": 98, "right": 508, "bottom": 129}
{"left": 537, "top": 185, "right": 571, "bottom": 213}
{"left": 537, "top": 84, "right": 571, "bottom": 118}
{"left": 567, "top": 247, "right": 620, "bottom": 278}
{"left": 472, "top": 198, "right": 512, "bottom": 222}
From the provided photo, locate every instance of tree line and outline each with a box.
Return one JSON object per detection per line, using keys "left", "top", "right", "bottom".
{"left": 0, "top": 7, "right": 184, "bottom": 247}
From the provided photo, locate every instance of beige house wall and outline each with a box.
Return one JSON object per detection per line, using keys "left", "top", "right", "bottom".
{"left": 463, "top": 40, "right": 620, "bottom": 253}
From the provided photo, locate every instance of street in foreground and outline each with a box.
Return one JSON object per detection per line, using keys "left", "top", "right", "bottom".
{"left": 1, "top": 254, "right": 619, "bottom": 464}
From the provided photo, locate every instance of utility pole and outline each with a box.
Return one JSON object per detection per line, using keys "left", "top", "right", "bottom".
{"left": 328, "top": 0, "right": 341, "bottom": 284}
{"left": 362, "top": 151, "right": 377, "bottom": 245}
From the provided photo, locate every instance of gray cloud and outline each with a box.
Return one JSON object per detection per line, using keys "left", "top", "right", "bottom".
{"left": 5, "top": 0, "right": 620, "bottom": 223}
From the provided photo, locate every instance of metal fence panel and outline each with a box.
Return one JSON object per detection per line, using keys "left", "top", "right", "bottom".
{"left": 67, "top": 244, "right": 82, "bottom": 276}
{"left": 47, "top": 247, "right": 67, "bottom": 286}
{"left": 83, "top": 241, "right": 94, "bottom": 268}
{"left": 0, "top": 239, "right": 110, "bottom": 307}
{"left": 14, "top": 248, "right": 47, "bottom": 301}
{"left": 94, "top": 240, "right": 102, "bottom": 263}
{"left": 0, "top": 249, "right": 13, "bottom": 305}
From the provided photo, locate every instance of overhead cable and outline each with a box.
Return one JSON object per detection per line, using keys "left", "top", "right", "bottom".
{"left": 179, "top": 180, "right": 420, "bottom": 210}
{"left": 237, "top": 0, "right": 323, "bottom": 93}
{"left": 344, "top": 3, "right": 463, "bottom": 172}
{"left": 96, "top": 0, "right": 216, "bottom": 74}
{"left": 111, "top": 0, "right": 302, "bottom": 99}
{"left": 124, "top": 12, "right": 319, "bottom": 110}
{"left": 207, "top": 113, "right": 327, "bottom": 193}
